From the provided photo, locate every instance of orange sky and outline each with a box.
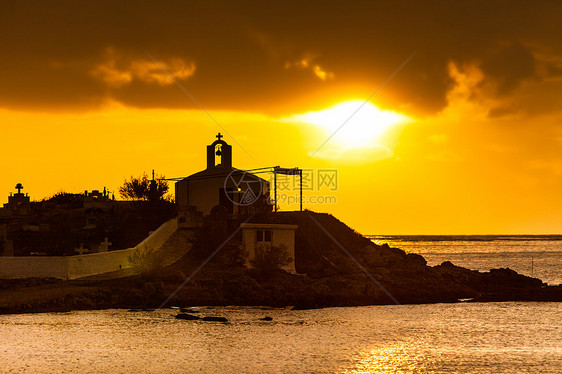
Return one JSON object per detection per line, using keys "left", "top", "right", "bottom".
{"left": 1, "top": 1, "right": 561, "bottom": 234}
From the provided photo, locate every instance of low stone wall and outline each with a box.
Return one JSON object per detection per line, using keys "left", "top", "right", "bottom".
{"left": 0, "top": 218, "right": 178, "bottom": 280}
{"left": 136, "top": 217, "right": 178, "bottom": 252}
{"left": 0, "top": 256, "right": 69, "bottom": 279}
{"left": 66, "top": 248, "right": 134, "bottom": 280}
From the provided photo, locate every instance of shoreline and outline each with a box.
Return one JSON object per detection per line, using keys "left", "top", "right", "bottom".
{"left": 1, "top": 266, "right": 561, "bottom": 315}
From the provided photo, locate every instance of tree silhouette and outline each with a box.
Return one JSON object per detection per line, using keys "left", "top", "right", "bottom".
{"left": 119, "top": 172, "right": 169, "bottom": 201}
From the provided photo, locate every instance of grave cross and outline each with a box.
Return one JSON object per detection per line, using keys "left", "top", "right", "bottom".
{"left": 99, "top": 237, "right": 112, "bottom": 252}
{"left": 74, "top": 243, "right": 88, "bottom": 255}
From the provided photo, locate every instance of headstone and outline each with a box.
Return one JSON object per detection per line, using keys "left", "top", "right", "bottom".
{"left": 98, "top": 237, "right": 112, "bottom": 252}
{"left": 74, "top": 243, "right": 88, "bottom": 255}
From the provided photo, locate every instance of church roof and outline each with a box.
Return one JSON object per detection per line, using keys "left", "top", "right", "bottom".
{"left": 182, "top": 167, "right": 269, "bottom": 183}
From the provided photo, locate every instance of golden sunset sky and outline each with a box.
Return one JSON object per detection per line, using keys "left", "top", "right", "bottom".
{"left": 1, "top": 1, "right": 561, "bottom": 234}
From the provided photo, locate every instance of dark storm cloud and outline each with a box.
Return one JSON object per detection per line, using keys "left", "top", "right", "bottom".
{"left": 0, "top": 0, "right": 561, "bottom": 115}
{"left": 480, "top": 42, "right": 536, "bottom": 95}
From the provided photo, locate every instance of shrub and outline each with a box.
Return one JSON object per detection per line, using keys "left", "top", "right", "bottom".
{"left": 119, "top": 172, "right": 170, "bottom": 201}
{"left": 250, "top": 244, "right": 292, "bottom": 274}
{"left": 128, "top": 245, "right": 164, "bottom": 275}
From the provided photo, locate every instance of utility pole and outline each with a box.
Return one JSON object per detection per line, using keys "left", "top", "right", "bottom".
{"left": 273, "top": 166, "right": 302, "bottom": 212}
{"left": 299, "top": 168, "right": 303, "bottom": 212}
{"left": 274, "top": 170, "right": 278, "bottom": 212}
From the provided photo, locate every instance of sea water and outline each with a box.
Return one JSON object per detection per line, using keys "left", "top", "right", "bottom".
{"left": 0, "top": 304, "right": 560, "bottom": 373}
{"left": 370, "top": 235, "right": 562, "bottom": 286}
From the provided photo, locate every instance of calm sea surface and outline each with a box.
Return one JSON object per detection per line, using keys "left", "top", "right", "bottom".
{"left": 1, "top": 236, "right": 560, "bottom": 373}
{"left": 370, "top": 235, "right": 562, "bottom": 286}
{"left": 0, "top": 304, "right": 560, "bottom": 373}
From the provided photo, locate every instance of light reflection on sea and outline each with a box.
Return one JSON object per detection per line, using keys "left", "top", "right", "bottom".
{"left": 0, "top": 303, "right": 560, "bottom": 373}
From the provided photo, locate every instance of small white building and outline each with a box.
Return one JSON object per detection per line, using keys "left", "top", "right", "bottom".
{"left": 240, "top": 223, "right": 298, "bottom": 274}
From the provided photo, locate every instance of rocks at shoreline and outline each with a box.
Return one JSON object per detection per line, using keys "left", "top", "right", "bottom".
{"left": 0, "top": 264, "right": 559, "bottom": 314}
{"left": 175, "top": 313, "right": 228, "bottom": 322}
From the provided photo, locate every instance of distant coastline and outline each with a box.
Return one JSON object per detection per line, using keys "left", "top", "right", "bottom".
{"left": 369, "top": 234, "right": 562, "bottom": 241}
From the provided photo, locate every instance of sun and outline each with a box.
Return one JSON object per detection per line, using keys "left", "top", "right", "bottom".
{"left": 293, "top": 100, "right": 411, "bottom": 148}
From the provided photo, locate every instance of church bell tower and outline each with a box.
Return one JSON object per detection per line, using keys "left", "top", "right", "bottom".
{"left": 207, "top": 133, "right": 232, "bottom": 170}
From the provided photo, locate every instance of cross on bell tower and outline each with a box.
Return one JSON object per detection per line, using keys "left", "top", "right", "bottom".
{"left": 15, "top": 183, "right": 23, "bottom": 195}
{"left": 207, "top": 133, "right": 232, "bottom": 169}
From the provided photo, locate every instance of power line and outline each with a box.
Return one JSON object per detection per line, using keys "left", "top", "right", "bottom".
{"left": 163, "top": 166, "right": 280, "bottom": 182}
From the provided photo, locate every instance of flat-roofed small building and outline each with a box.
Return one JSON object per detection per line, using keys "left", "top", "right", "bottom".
{"left": 240, "top": 223, "right": 298, "bottom": 274}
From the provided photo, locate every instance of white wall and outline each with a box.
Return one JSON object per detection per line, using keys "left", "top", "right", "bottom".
{"left": 241, "top": 223, "right": 297, "bottom": 274}
{"left": 0, "top": 218, "right": 178, "bottom": 280}
{"left": 0, "top": 256, "right": 68, "bottom": 279}
{"left": 67, "top": 248, "right": 134, "bottom": 279}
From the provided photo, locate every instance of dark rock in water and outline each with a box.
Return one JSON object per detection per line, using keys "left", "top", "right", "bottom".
{"left": 175, "top": 313, "right": 201, "bottom": 320}
{"left": 260, "top": 316, "right": 273, "bottom": 321}
{"left": 202, "top": 316, "right": 228, "bottom": 322}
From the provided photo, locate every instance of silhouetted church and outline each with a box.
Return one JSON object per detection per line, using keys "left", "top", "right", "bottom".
{"left": 175, "top": 133, "right": 271, "bottom": 227}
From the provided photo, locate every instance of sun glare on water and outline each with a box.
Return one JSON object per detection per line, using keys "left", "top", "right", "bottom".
{"left": 294, "top": 100, "right": 411, "bottom": 148}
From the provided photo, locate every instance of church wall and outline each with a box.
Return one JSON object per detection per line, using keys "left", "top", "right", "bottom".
{"left": 0, "top": 219, "right": 178, "bottom": 280}
{"left": 187, "top": 177, "right": 226, "bottom": 216}
{"left": 175, "top": 180, "right": 189, "bottom": 207}
{"left": 177, "top": 174, "right": 268, "bottom": 217}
